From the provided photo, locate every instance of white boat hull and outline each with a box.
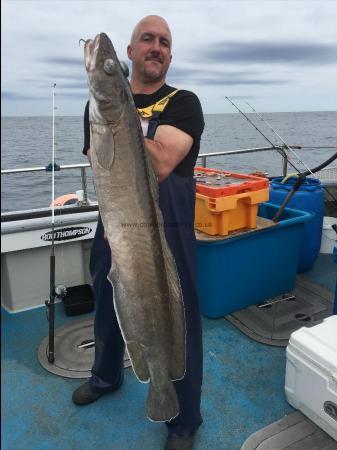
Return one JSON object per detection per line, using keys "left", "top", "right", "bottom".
{"left": 1, "top": 209, "right": 98, "bottom": 313}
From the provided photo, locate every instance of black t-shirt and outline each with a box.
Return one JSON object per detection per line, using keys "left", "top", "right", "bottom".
{"left": 82, "top": 83, "right": 204, "bottom": 177}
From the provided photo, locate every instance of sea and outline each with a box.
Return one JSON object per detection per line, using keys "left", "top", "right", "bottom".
{"left": 1, "top": 111, "right": 336, "bottom": 213}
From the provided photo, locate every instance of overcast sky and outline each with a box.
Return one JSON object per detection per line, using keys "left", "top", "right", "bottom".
{"left": 2, "top": 0, "right": 337, "bottom": 116}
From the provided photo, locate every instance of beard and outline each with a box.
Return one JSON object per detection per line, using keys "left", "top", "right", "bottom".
{"left": 143, "top": 60, "right": 165, "bottom": 80}
{"left": 137, "top": 55, "right": 171, "bottom": 83}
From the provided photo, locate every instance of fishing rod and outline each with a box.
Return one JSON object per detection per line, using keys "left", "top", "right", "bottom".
{"left": 46, "top": 83, "right": 57, "bottom": 363}
{"left": 243, "top": 101, "right": 337, "bottom": 218}
{"left": 225, "top": 96, "right": 302, "bottom": 174}
{"left": 45, "top": 84, "right": 67, "bottom": 362}
{"left": 244, "top": 100, "right": 337, "bottom": 178}
{"left": 43, "top": 86, "right": 72, "bottom": 364}
{"left": 245, "top": 101, "right": 313, "bottom": 175}
{"left": 225, "top": 97, "right": 337, "bottom": 221}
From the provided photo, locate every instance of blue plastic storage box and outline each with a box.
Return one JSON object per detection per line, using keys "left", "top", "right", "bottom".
{"left": 196, "top": 202, "right": 313, "bottom": 318}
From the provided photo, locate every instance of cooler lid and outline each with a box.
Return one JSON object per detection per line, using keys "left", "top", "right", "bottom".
{"left": 288, "top": 315, "right": 337, "bottom": 375}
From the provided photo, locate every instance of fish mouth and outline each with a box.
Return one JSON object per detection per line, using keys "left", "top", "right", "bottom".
{"left": 84, "top": 34, "right": 101, "bottom": 71}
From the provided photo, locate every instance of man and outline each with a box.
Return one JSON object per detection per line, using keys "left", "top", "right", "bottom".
{"left": 73, "top": 15, "right": 204, "bottom": 449}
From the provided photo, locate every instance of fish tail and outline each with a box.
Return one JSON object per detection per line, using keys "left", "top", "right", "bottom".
{"left": 147, "top": 381, "right": 179, "bottom": 422}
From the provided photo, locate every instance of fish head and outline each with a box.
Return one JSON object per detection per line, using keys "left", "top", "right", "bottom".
{"left": 84, "top": 33, "right": 129, "bottom": 124}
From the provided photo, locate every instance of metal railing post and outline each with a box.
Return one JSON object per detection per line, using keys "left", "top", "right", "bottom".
{"left": 80, "top": 167, "right": 89, "bottom": 205}
{"left": 200, "top": 156, "right": 207, "bottom": 167}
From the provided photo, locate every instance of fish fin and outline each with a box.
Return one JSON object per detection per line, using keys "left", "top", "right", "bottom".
{"left": 160, "top": 241, "right": 186, "bottom": 380}
{"left": 144, "top": 143, "right": 159, "bottom": 201}
{"left": 107, "top": 271, "right": 150, "bottom": 383}
{"left": 144, "top": 146, "right": 186, "bottom": 379}
{"left": 91, "top": 123, "right": 115, "bottom": 169}
{"left": 126, "top": 341, "right": 150, "bottom": 382}
{"left": 147, "top": 381, "right": 179, "bottom": 422}
{"left": 143, "top": 137, "right": 186, "bottom": 380}
{"left": 147, "top": 200, "right": 186, "bottom": 378}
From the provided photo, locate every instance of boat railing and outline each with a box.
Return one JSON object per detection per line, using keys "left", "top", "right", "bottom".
{"left": 197, "top": 146, "right": 289, "bottom": 173}
{"left": 2, "top": 146, "right": 289, "bottom": 208}
{"left": 2, "top": 163, "right": 92, "bottom": 207}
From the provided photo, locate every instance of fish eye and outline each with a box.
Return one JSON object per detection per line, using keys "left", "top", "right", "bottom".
{"left": 103, "top": 58, "right": 116, "bottom": 75}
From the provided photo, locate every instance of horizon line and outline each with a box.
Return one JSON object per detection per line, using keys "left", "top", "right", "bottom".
{"left": 2, "top": 109, "right": 337, "bottom": 119}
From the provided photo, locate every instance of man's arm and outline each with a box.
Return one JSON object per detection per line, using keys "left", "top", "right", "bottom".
{"left": 88, "top": 125, "right": 192, "bottom": 180}
{"left": 145, "top": 124, "right": 193, "bottom": 182}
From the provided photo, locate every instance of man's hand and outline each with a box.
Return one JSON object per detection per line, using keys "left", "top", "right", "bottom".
{"left": 144, "top": 125, "right": 193, "bottom": 182}
{"left": 86, "top": 148, "right": 92, "bottom": 166}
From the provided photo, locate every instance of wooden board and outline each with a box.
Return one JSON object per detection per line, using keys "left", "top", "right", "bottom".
{"left": 195, "top": 216, "right": 278, "bottom": 242}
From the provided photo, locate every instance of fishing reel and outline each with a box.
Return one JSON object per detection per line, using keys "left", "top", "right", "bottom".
{"left": 45, "top": 284, "right": 67, "bottom": 321}
{"left": 55, "top": 284, "right": 67, "bottom": 299}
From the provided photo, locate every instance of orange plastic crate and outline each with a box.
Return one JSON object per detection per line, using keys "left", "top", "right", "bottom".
{"left": 195, "top": 188, "right": 270, "bottom": 236}
{"left": 194, "top": 167, "right": 269, "bottom": 198}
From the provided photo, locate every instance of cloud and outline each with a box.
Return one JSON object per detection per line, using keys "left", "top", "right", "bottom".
{"left": 54, "top": 81, "right": 87, "bottom": 89}
{"left": 56, "top": 92, "right": 88, "bottom": 99}
{"left": 167, "top": 66, "right": 290, "bottom": 86}
{"left": 45, "top": 73, "right": 86, "bottom": 81}
{"left": 229, "top": 95, "right": 256, "bottom": 100}
{"left": 198, "top": 41, "right": 337, "bottom": 65}
{"left": 169, "top": 66, "right": 260, "bottom": 80}
{"left": 186, "top": 78, "right": 290, "bottom": 86}
{"left": 1, "top": 91, "right": 43, "bottom": 101}
{"left": 2, "top": 1, "right": 337, "bottom": 115}
{"left": 41, "top": 57, "right": 84, "bottom": 66}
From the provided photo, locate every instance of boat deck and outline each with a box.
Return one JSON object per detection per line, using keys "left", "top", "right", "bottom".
{"left": 2, "top": 253, "right": 336, "bottom": 450}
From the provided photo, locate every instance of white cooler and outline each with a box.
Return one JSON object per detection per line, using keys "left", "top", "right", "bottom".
{"left": 285, "top": 315, "right": 337, "bottom": 441}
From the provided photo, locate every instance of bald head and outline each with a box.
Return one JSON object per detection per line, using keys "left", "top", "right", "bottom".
{"left": 130, "top": 15, "right": 172, "bottom": 48}
{"left": 127, "top": 15, "right": 173, "bottom": 92}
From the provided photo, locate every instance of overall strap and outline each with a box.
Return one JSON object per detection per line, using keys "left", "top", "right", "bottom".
{"left": 137, "top": 90, "right": 179, "bottom": 139}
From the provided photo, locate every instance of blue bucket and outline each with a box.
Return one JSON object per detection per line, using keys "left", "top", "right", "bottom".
{"left": 269, "top": 177, "right": 323, "bottom": 272}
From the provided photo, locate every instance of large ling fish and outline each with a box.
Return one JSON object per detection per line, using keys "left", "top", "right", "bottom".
{"left": 83, "top": 33, "right": 186, "bottom": 422}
